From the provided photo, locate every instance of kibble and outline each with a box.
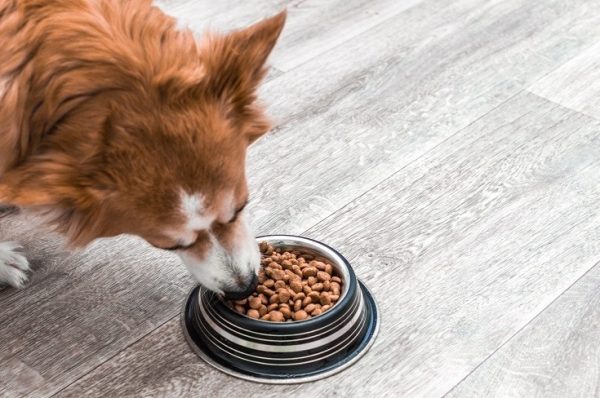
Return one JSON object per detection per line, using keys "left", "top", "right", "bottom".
{"left": 227, "top": 241, "right": 343, "bottom": 322}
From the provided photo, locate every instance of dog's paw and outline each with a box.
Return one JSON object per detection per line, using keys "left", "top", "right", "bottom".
{"left": 0, "top": 242, "right": 30, "bottom": 288}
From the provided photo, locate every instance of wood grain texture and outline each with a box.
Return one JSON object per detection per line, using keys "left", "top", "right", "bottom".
{"left": 56, "top": 92, "right": 600, "bottom": 397}
{"left": 528, "top": 41, "right": 600, "bottom": 121}
{"left": 246, "top": 0, "right": 600, "bottom": 236}
{"left": 446, "top": 262, "right": 600, "bottom": 398}
{"left": 156, "top": 0, "right": 425, "bottom": 72}
{"left": 3, "top": 0, "right": 600, "bottom": 396}
{"left": 0, "top": 213, "right": 193, "bottom": 398}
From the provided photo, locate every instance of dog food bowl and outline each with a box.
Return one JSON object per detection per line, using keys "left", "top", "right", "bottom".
{"left": 181, "top": 235, "right": 379, "bottom": 384}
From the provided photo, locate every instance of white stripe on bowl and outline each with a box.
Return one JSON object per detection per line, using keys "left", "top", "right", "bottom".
{"left": 198, "top": 291, "right": 365, "bottom": 353}
{"left": 196, "top": 308, "right": 369, "bottom": 366}
{"left": 203, "top": 290, "right": 361, "bottom": 343}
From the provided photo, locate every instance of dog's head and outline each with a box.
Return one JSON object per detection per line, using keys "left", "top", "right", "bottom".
{"left": 0, "top": 9, "right": 286, "bottom": 297}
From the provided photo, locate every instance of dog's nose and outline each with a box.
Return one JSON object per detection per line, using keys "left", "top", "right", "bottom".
{"left": 222, "top": 273, "right": 259, "bottom": 300}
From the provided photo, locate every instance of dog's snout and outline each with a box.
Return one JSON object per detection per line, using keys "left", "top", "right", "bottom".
{"left": 222, "top": 273, "right": 258, "bottom": 301}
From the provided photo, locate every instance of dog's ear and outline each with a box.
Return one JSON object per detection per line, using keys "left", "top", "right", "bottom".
{"left": 200, "top": 10, "right": 286, "bottom": 109}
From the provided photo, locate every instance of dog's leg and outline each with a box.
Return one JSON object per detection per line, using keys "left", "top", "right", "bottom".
{"left": 0, "top": 241, "right": 30, "bottom": 288}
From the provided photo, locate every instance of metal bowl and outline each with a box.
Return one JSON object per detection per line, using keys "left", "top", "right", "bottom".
{"left": 181, "top": 235, "right": 379, "bottom": 384}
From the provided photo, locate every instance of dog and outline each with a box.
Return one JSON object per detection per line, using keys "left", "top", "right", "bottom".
{"left": 0, "top": 0, "right": 286, "bottom": 299}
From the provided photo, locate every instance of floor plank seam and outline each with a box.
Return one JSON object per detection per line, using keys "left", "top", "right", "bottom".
{"left": 265, "top": 0, "right": 425, "bottom": 78}
{"left": 524, "top": 89, "right": 600, "bottom": 123}
{"left": 525, "top": 38, "right": 600, "bottom": 91}
{"left": 48, "top": 313, "right": 180, "bottom": 398}
{"left": 442, "top": 258, "right": 600, "bottom": 398}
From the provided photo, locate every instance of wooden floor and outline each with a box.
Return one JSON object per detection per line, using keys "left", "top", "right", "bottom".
{"left": 2, "top": 0, "right": 600, "bottom": 396}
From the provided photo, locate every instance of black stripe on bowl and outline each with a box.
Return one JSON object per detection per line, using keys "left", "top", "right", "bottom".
{"left": 195, "top": 292, "right": 367, "bottom": 361}
{"left": 182, "top": 281, "right": 379, "bottom": 382}
{"left": 199, "top": 287, "right": 362, "bottom": 346}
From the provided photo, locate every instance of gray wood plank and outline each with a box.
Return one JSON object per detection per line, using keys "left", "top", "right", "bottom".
{"left": 155, "top": 0, "right": 425, "bottom": 72}
{"left": 528, "top": 41, "right": 600, "bottom": 121}
{"left": 446, "top": 261, "right": 600, "bottom": 398}
{"left": 248, "top": 0, "right": 600, "bottom": 236}
{"left": 55, "top": 92, "right": 600, "bottom": 397}
{"left": 0, "top": 214, "right": 193, "bottom": 398}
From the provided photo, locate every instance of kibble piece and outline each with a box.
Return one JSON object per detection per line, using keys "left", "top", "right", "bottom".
{"left": 292, "top": 265, "right": 302, "bottom": 277}
{"left": 258, "top": 305, "right": 268, "bottom": 316}
{"left": 287, "top": 287, "right": 296, "bottom": 298}
{"left": 302, "top": 267, "right": 317, "bottom": 278}
{"left": 311, "top": 308, "right": 322, "bottom": 316}
{"left": 270, "top": 311, "right": 284, "bottom": 322}
{"left": 308, "top": 291, "right": 321, "bottom": 302}
{"left": 317, "top": 271, "right": 331, "bottom": 282}
{"left": 263, "top": 288, "right": 275, "bottom": 297}
{"left": 289, "top": 279, "right": 303, "bottom": 293}
{"left": 302, "top": 296, "right": 312, "bottom": 306}
{"left": 307, "top": 276, "right": 317, "bottom": 286}
{"left": 314, "top": 261, "right": 326, "bottom": 270}
{"left": 323, "top": 280, "right": 331, "bottom": 291}
{"left": 234, "top": 304, "right": 246, "bottom": 314}
{"left": 259, "top": 293, "right": 268, "bottom": 306}
{"left": 332, "top": 276, "right": 342, "bottom": 283}
{"left": 331, "top": 281, "right": 341, "bottom": 295}
{"left": 294, "top": 310, "right": 308, "bottom": 321}
{"left": 320, "top": 292, "right": 332, "bottom": 306}
{"left": 293, "top": 292, "right": 306, "bottom": 301}
{"left": 312, "top": 282, "right": 324, "bottom": 292}
{"left": 267, "top": 268, "right": 285, "bottom": 281}
{"left": 261, "top": 313, "right": 271, "bottom": 321}
{"left": 247, "top": 309, "right": 260, "bottom": 319}
{"left": 269, "top": 294, "right": 280, "bottom": 304}
{"left": 233, "top": 298, "right": 248, "bottom": 305}
{"left": 259, "top": 241, "right": 269, "bottom": 253}
{"left": 248, "top": 297, "right": 262, "bottom": 309}
{"left": 305, "top": 303, "right": 316, "bottom": 313}
{"left": 330, "top": 294, "right": 340, "bottom": 301}
{"left": 294, "top": 299, "right": 302, "bottom": 311}
{"left": 280, "top": 307, "right": 292, "bottom": 319}
{"left": 303, "top": 285, "right": 312, "bottom": 295}
{"left": 263, "top": 279, "right": 275, "bottom": 288}
{"left": 277, "top": 288, "right": 291, "bottom": 303}
{"left": 258, "top": 270, "right": 266, "bottom": 283}
{"left": 268, "top": 303, "right": 279, "bottom": 311}
{"left": 281, "top": 259, "right": 293, "bottom": 270}
{"left": 321, "top": 305, "right": 331, "bottom": 311}
{"left": 274, "top": 280, "right": 287, "bottom": 289}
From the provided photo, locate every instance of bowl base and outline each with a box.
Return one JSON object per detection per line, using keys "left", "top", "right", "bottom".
{"left": 181, "top": 281, "right": 379, "bottom": 384}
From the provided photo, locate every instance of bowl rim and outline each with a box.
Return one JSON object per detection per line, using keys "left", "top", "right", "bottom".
{"left": 210, "top": 235, "right": 357, "bottom": 331}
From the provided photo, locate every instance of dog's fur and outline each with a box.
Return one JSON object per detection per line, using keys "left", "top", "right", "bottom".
{"left": 0, "top": 0, "right": 285, "bottom": 294}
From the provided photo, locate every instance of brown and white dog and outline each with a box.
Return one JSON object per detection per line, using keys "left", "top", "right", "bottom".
{"left": 0, "top": 0, "right": 285, "bottom": 298}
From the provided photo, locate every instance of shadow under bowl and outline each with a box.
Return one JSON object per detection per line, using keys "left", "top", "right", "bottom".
{"left": 181, "top": 235, "right": 379, "bottom": 384}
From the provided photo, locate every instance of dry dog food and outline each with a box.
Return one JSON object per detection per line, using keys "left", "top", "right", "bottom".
{"left": 227, "top": 241, "right": 343, "bottom": 322}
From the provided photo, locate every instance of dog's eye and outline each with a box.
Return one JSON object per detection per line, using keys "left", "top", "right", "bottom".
{"left": 227, "top": 199, "right": 249, "bottom": 224}
{"left": 154, "top": 241, "right": 195, "bottom": 251}
{"left": 164, "top": 244, "right": 186, "bottom": 251}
